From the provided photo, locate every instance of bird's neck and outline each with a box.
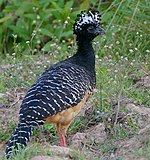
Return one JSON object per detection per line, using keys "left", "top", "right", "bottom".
{"left": 75, "top": 39, "right": 95, "bottom": 73}
{"left": 64, "top": 38, "right": 96, "bottom": 87}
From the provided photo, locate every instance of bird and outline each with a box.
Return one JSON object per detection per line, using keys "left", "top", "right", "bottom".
{"left": 5, "top": 10, "right": 105, "bottom": 159}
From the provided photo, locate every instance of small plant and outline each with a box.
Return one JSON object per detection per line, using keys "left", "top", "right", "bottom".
{"left": 0, "top": 0, "right": 149, "bottom": 159}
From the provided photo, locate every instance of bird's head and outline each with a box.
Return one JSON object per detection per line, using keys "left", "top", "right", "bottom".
{"left": 73, "top": 10, "right": 105, "bottom": 41}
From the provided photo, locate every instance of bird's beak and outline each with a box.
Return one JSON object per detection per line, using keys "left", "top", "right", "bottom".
{"left": 96, "top": 27, "right": 105, "bottom": 35}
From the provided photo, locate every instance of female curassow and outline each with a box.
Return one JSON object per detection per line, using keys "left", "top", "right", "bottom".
{"left": 5, "top": 10, "right": 105, "bottom": 159}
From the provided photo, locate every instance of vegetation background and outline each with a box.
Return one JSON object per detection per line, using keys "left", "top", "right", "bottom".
{"left": 0, "top": 0, "right": 149, "bottom": 159}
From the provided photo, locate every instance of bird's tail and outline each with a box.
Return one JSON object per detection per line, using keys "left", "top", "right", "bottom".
{"left": 5, "top": 122, "right": 33, "bottom": 159}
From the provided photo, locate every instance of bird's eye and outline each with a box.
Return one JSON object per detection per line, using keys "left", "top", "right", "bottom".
{"left": 87, "top": 26, "right": 95, "bottom": 33}
{"left": 88, "top": 26, "right": 94, "bottom": 31}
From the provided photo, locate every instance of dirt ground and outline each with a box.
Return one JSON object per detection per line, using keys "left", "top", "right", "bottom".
{"left": 0, "top": 77, "right": 150, "bottom": 160}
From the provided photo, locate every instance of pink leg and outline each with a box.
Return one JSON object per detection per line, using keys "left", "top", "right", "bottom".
{"left": 57, "top": 128, "right": 66, "bottom": 147}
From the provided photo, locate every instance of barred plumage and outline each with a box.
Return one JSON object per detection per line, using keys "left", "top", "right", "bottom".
{"left": 5, "top": 10, "right": 105, "bottom": 159}
{"left": 20, "top": 64, "right": 93, "bottom": 121}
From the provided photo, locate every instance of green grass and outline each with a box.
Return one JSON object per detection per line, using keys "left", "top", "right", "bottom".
{"left": 0, "top": 0, "right": 150, "bottom": 159}
{"left": 134, "top": 142, "right": 150, "bottom": 159}
{"left": 1, "top": 144, "right": 52, "bottom": 160}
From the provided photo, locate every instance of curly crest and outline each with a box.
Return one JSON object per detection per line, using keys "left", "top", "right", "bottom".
{"left": 73, "top": 10, "right": 101, "bottom": 34}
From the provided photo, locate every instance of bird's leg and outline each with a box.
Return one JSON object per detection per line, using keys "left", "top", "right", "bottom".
{"left": 56, "top": 124, "right": 66, "bottom": 147}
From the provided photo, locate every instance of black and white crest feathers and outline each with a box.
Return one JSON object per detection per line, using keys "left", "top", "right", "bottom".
{"left": 73, "top": 10, "right": 101, "bottom": 34}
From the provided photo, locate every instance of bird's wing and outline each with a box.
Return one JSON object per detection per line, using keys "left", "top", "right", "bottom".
{"left": 19, "top": 64, "right": 90, "bottom": 125}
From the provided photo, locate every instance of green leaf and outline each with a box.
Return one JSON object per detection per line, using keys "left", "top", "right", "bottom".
{"left": 44, "top": 124, "right": 54, "bottom": 130}
{"left": 0, "top": 0, "right": 3, "bottom": 5}
{"left": 42, "top": 41, "right": 52, "bottom": 51}
{"left": 61, "top": 30, "right": 72, "bottom": 37}
{"left": 15, "top": 2, "right": 33, "bottom": 16}
{"left": 4, "top": 5, "right": 18, "bottom": 12}
{"left": 40, "top": 28, "right": 53, "bottom": 37}
{"left": 80, "top": 0, "right": 90, "bottom": 10}
{"left": 65, "top": 1, "right": 74, "bottom": 9}
{"left": 0, "top": 15, "right": 12, "bottom": 23}
{"left": 8, "top": 25, "right": 30, "bottom": 40}
{"left": 50, "top": 2, "right": 61, "bottom": 9}
{"left": 24, "top": 13, "right": 37, "bottom": 20}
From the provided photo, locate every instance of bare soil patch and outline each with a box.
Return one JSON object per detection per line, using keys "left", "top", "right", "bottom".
{"left": 0, "top": 85, "right": 149, "bottom": 159}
